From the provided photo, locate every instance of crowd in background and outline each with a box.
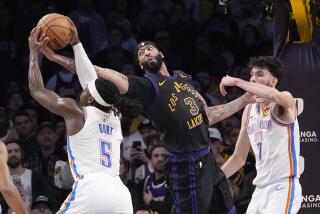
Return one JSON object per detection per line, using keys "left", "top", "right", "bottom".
{"left": 0, "top": 0, "right": 277, "bottom": 213}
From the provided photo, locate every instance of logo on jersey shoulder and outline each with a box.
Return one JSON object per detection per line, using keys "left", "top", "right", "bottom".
{"left": 159, "top": 80, "right": 166, "bottom": 86}
{"left": 263, "top": 108, "right": 270, "bottom": 117}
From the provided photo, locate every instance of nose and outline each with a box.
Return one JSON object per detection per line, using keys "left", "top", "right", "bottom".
{"left": 250, "top": 76, "right": 256, "bottom": 83}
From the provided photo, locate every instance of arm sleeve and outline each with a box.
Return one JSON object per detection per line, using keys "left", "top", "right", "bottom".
{"left": 126, "top": 75, "right": 155, "bottom": 110}
{"left": 72, "top": 43, "right": 97, "bottom": 89}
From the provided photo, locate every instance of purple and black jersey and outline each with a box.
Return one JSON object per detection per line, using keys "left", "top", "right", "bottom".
{"left": 127, "top": 70, "right": 210, "bottom": 153}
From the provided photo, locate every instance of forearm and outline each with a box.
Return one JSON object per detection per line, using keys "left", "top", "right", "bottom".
{"left": 95, "top": 66, "right": 129, "bottom": 94}
{"left": 28, "top": 52, "right": 45, "bottom": 95}
{"left": 1, "top": 185, "right": 28, "bottom": 214}
{"left": 50, "top": 53, "right": 76, "bottom": 74}
{"left": 206, "top": 95, "right": 248, "bottom": 125}
{"left": 221, "top": 155, "right": 245, "bottom": 178}
{"left": 235, "top": 79, "right": 277, "bottom": 100}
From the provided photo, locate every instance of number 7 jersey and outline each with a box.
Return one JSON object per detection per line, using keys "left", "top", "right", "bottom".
{"left": 246, "top": 103, "right": 301, "bottom": 187}
{"left": 67, "top": 106, "right": 123, "bottom": 180}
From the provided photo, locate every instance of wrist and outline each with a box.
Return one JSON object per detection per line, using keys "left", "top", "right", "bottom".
{"left": 71, "top": 40, "right": 81, "bottom": 46}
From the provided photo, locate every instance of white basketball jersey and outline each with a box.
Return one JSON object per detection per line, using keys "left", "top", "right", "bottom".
{"left": 246, "top": 103, "right": 300, "bottom": 187}
{"left": 67, "top": 106, "right": 123, "bottom": 180}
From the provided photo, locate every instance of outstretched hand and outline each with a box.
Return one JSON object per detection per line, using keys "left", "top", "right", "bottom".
{"left": 28, "top": 27, "right": 49, "bottom": 53}
{"left": 219, "top": 75, "right": 238, "bottom": 96}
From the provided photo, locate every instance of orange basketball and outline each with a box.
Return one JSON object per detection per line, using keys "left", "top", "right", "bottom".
{"left": 37, "top": 13, "right": 72, "bottom": 50}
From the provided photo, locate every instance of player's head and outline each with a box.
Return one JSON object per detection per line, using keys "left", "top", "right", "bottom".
{"left": 136, "top": 41, "right": 164, "bottom": 74}
{"left": 6, "top": 142, "right": 22, "bottom": 169}
{"left": 247, "top": 56, "right": 283, "bottom": 88}
{"left": 80, "top": 79, "right": 121, "bottom": 113}
{"left": 150, "top": 144, "right": 165, "bottom": 173}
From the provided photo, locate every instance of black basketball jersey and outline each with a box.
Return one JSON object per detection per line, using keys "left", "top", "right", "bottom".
{"left": 143, "top": 70, "right": 210, "bottom": 153}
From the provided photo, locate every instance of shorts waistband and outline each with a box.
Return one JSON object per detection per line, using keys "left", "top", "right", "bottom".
{"left": 165, "top": 147, "right": 210, "bottom": 158}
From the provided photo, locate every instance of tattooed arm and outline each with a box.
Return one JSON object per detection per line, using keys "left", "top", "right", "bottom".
{"left": 206, "top": 93, "right": 252, "bottom": 125}
{"left": 41, "top": 45, "right": 129, "bottom": 94}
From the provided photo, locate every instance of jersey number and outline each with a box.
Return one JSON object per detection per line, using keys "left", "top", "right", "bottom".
{"left": 100, "top": 140, "right": 112, "bottom": 168}
{"left": 184, "top": 97, "right": 199, "bottom": 116}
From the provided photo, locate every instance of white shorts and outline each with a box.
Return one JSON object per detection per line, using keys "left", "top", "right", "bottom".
{"left": 246, "top": 178, "right": 302, "bottom": 214}
{"left": 57, "top": 174, "right": 133, "bottom": 214}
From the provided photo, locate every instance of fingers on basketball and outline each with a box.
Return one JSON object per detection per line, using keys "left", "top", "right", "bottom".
{"left": 36, "top": 13, "right": 72, "bottom": 50}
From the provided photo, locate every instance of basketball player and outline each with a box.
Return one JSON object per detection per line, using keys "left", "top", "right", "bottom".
{"left": 40, "top": 21, "right": 258, "bottom": 213}
{"left": 28, "top": 27, "right": 133, "bottom": 213}
{"left": 220, "top": 56, "right": 302, "bottom": 213}
{"left": 0, "top": 141, "right": 28, "bottom": 214}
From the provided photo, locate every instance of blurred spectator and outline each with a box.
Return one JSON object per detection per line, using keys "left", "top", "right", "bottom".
{"left": 24, "top": 122, "right": 67, "bottom": 184}
{"left": 208, "top": 127, "right": 225, "bottom": 166}
{"left": 121, "top": 63, "right": 137, "bottom": 76}
{"left": 0, "top": 142, "right": 55, "bottom": 213}
{"left": 13, "top": 111, "right": 38, "bottom": 160}
{"left": 138, "top": 144, "right": 173, "bottom": 214}
{"left": 235, "top": 170, "right": 256, "bottom": 214}
{"left": 196, "top": 72, "right": 220, "bottom": 106}
{"left": 31, "top": 195, "right": 53, "bottom": 214}
{"left": 6, "top": 92, "right": 24, "bottom": 120}
{"left": 21, "top": 105, "right": 39, "bottom": 136}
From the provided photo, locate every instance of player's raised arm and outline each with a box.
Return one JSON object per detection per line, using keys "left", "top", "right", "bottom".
{"left": 41, "top": 19, "right": 129, "bottom": 94}
{"left": 28, "top": 27, "right": 82, "bottom": 119}
{"left": 221, "top": 105, "right": 251, "bottom": 178}
{"left": 0, "top": 142, "right": 28, "bottom": 214}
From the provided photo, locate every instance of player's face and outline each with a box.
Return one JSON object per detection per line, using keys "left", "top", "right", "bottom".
{"left": 151, "top": 147, "right": 165, "bottom": 173}
{"left": 6, "top": 143, "right": 22, "bottom": 168}
{"left": 250, "top": 67, "right": 277, "bottom": 87}
{"left": 137, "top": 45, "right": 164, "bottom": 73}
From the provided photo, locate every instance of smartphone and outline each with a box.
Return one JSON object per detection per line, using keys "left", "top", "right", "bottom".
{"left": 132, "top": 141, "right": 142, "bottom": 150}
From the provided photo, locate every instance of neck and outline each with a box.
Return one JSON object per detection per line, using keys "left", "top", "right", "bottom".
{"left": 9, "top": 165, "right": 25, "bottom": 176}
{"left": 159, "top": 63, "right": 169, "bottom": 76}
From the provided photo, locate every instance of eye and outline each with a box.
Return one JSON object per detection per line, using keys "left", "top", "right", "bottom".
{"left": 148, "top": 46, "right": 153, "bottom": 51}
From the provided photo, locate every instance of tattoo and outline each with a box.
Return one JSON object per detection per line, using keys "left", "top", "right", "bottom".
{"left": 106, "top": 68, "right": 128, "bottom": 81}
{"left": 206, "top": 96, "right": 248, "bottom": 125}
{"left": 58, "top": 55, "right": 76, "bottom": 73}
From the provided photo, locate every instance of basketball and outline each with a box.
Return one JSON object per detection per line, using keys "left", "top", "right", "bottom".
{"left": 37, "top": 13, "right": 72, "bottom": 50}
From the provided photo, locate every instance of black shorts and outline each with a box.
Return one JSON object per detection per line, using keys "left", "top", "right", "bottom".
{"left": 165, "top": 148, "right": 236, "bottom": 214}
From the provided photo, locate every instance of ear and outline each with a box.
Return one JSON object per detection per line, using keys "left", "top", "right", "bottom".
{"left": 271, "top": 77, "right": 278, "bottom": 87}
{"left": 88, "top": 96, "right": 94, "bottom": 104}
{"left": 160, "top": 51, "right": 164, "bottom": 59}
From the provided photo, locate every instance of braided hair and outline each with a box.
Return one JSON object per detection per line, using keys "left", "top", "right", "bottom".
{"left": 94, "top": 79, "right": 121, "bottom": 115}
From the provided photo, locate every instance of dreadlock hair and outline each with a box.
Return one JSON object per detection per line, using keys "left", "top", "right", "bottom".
{"left": 247, "top": 56, "right": 283, "bottom": 81}
{"left": 93, "top": 79, "right": 121, "bottom": 116}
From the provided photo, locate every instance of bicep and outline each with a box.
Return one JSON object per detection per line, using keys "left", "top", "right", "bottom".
{"left": 127, "top": 76, "right": 155, "bottom": 109}
{"left": 273, "top": 91, "right": 295, "bottom": 111}
{"left": 31, "top": 90, "right": 82, "bottom": 118}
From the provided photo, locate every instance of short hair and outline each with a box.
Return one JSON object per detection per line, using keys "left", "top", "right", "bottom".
{"left": 247, "top": 56, "right": 283, "bottom": 80}
{"left": 150, "top": 143, "right": 165, "bottom": 156}
{"left": 13, "top": 111, "right": 31, "bottom": 124}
